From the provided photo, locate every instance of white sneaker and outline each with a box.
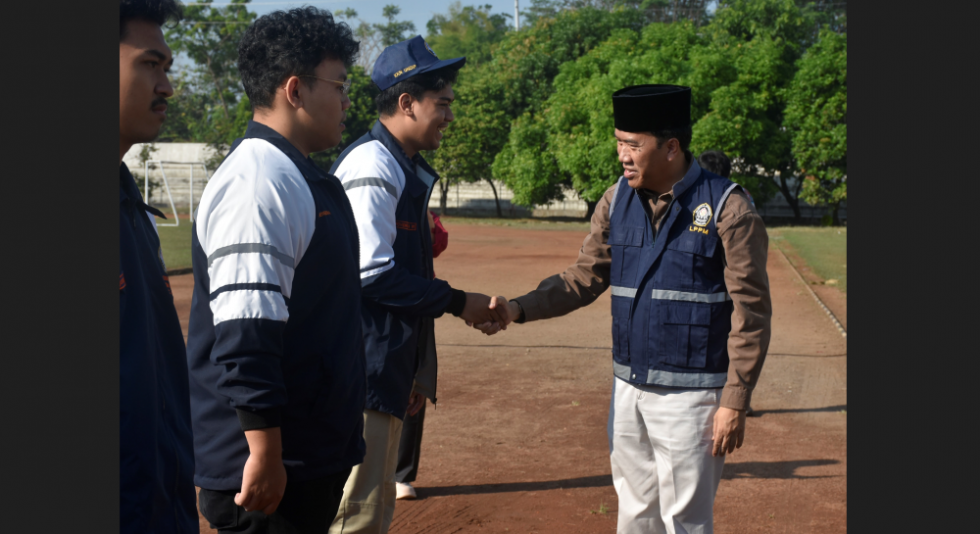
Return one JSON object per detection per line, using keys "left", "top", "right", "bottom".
{"left": 395, "top": 482, "right": 417, "bottom": 500}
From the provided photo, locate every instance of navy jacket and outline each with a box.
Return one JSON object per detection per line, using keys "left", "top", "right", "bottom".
{"left": 331, "top": 121, "right": 462, "bottom": 419}
{"left": 608, "top": 160, "right": 742, "bottom": 388}
{"left": 119, "top": 163, "right": 198, "bottom": 533}
{"left": 186, "top": 122, "right": 366, "bottom": 491}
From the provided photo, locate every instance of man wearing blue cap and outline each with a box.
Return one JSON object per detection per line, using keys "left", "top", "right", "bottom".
{"left": 488, "top": 85, "right": 772, "bottom": 533}
{"left": 329, "top": 36, "right": 503, "bottom": 533}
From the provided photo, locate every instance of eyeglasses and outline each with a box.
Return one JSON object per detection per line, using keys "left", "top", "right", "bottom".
{"left": 299, "top": 75, "right": 351, "bottom": 96}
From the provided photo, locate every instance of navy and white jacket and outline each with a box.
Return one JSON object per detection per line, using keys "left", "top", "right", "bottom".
{"left": 186, "top": 121, "right": 366, "bottom": 491}
{"left": 330, "top": 120, "right": 465, "bottom": 419}
{"left": 119, "top": 163, "right": 197, "bottom": 533}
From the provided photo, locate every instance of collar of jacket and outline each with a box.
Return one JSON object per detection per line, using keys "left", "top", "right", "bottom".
{"left": 242, "top": 120, "right": 328, "bottom": 182}
{"left": 369, "top": 120, "right": 440, "bottom": 198}
{"left": 120, "top": 162, "right": 167, "bottom": 219}
{"left": 664, "top": 157, "right": 703, "bottom": 201}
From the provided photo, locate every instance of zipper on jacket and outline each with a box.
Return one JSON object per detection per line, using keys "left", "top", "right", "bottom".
{"left": 627, "top": 195, "right": 676, "bottom": 376}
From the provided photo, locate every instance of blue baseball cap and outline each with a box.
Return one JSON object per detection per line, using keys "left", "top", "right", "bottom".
{"left": 371, "top": 35, "right": 466, "bottom": 91}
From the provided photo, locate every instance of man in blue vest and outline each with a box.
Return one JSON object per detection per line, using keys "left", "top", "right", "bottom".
{"left": 490, "top": 85, "right": 772, "bottom": 533}
{"left": 119, "top": 1, "right": 198, "bottom": 532}
{"left": 328, "top": 36, "right": 504, "bottom": 533}
{"left": 186, "top": 8, "right": 366, "bottom": 532}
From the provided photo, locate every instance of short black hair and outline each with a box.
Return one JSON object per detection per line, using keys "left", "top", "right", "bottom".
{"left": 120, "top": 0, "right": 182, "bottom": 40}
{"left": 376, "top": 66, "right": 460, "bottom": 117}
{"left": 238, "top": 7, "right": 359, "bottom": 110}
{"left": 698, "top": 150, "right": 732, "bottom": 178}
{"left": 652, "top": 127, "right": 693, "bottom": 162}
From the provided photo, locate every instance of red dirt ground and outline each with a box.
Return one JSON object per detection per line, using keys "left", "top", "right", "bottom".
{"left": 169, "top": 222, "right": 846, "bottom": 534}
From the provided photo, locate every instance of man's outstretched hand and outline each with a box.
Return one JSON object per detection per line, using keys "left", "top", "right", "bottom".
{"left": 460, "top": 292, "right": 509, "bottom": 330}
{"left": 468, "top": 296, "right": 520, "bottom": 335}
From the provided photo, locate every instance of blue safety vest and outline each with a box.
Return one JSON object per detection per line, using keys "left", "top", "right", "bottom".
{"left": 608, "top": 163, "right": 741, "bottom": 388}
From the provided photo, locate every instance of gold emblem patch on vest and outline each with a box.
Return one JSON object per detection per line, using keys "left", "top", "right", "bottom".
{"left": 693, "top": 203, "right": 713, "bottom": 227}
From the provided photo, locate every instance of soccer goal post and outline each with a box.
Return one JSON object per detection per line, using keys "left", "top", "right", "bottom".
{"left": 143, "top": 160, "right": 212, "bottom": 227}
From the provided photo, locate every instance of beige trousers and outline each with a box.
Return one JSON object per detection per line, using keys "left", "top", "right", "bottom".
{"left": 329, "top": 409, "right": 403, "bottom": 534}
{"left": 608, "top": 377, "right": 726, "bottom": 534}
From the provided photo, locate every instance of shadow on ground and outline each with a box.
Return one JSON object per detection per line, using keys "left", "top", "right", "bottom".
{"left": 416, "top": 475, "right": 613, "bottom": 498}
{"left": 722, "top": 459, "right": 839, "bottom": 480}
{"left": 751, "top": 405, "right": 846, "bottom": 417}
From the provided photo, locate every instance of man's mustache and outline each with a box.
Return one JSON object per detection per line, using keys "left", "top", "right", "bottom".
{"left": 151, "top": 97, "right": 167, "bottom": 110}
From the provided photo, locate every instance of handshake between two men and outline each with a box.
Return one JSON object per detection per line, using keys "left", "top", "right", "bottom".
{"left": 457, "top": 294, "right": 520, "bottom": 336}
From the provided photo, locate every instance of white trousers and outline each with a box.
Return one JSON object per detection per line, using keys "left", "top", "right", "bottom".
{"left": 330, "top": 410, "right": 403, "bottom": 534}
{"left": 608, "top": 377, "right": 725, "bottom": 534}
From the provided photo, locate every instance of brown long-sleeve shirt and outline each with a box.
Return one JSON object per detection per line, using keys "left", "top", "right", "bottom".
{"left": 513, "top": 169, "right": 772, "bottom": 411}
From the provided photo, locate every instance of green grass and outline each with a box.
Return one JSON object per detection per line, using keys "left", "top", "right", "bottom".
{"left": 156, "top": 222, "right": 194, "bottom": 272}
{"left": 768, "top": 226, "right": 847, "bottom": 293}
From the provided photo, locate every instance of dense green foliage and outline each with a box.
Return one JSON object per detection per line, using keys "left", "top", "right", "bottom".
{"left": 784, "top": 28, "right": 847, "bottom": 223}
{"left": 159, "top": 0, "right": 846, "bottom": 222}
{"left": 160, "top": 0, "right": 254, "bottom": 151}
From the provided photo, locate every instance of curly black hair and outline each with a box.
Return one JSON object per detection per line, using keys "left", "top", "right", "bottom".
{"left": 376, "top": 66, "right": 460, "bottom": 117}
{"left": 697, "top": 150, "right": 732, "bottom": 178}
{"left": 120, "top": 0, "right": 182, "bottom": 40}
{"left": 239, "top": 7, "right": 359, "bottom": 110}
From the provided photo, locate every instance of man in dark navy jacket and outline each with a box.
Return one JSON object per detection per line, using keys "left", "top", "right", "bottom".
{"left": 329, "top": 36, "right": 505, "bottom": 533}
{"left": 119, "top": 1, "right": 197, "bottom": 532}
{"left": 185, "top": 8, "right": 366, "bottom": 533}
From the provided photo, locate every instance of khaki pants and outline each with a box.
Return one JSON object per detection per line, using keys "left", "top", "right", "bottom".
{"left": 608, "top": 378, "right": 725, "bottom": 534}
{"left": 330, "top": 410, "right": 403, "bottom": 534}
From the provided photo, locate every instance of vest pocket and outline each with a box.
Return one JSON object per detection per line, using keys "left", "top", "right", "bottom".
{"left": 611, "top": 296, "right": 632, "bottom": 361}
{"left": 662, "top": 232, "right": 720, "bottom": 290}
{"left": 657, "top": 301, "right": 711, "bottom": 368}
{"left": 608, "top": 226, "right": 644, "bottom": 286}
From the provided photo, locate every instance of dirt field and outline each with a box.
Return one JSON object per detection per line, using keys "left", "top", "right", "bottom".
{"left": 169, "top": 222, "right": 846, "bottom": 534}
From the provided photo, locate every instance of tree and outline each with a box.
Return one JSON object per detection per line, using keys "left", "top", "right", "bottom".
{"left": 423, "top": 3, "right": 514, "bottom": 215}
{"left": 426, "top": 2, "right": 512, "bottom": 66}
{"left": 487, "top": 6, "right": 648, "bottom": 216}
{"left": 524, "top": 0, "right": 711, "bottom": 27}
{"left": 492, "top": 17, "right": 702, "bottom": 217}
{"left": 784, "top": 29, "right": 846, "bottom": 224}
{"left": 335, "top": 5, "right": 418, "bottom": 71}
{"left": 690, "top": 0, "right": 820, "bottom": 221}
{"left": 161, "top": 0, "right": 255, "bottom": 147}
{"left": 377, "top": 5, "right": 417, "bottom": 46}
{"left": 545, "top": 22, "right": 703, "bottom": 212}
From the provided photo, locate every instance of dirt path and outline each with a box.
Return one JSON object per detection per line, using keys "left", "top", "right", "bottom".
{"left": 170, "top": 223, "right": 846, "bottom": 533}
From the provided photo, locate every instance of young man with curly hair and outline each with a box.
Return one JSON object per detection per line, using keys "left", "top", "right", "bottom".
{"left": 118, "top": 1, "right": 198, "bottom": 532}
{"left": 185, "top": 8, "right": 366, "bottom": 533}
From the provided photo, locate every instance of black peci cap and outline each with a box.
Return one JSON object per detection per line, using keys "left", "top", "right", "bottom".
{"left": 612, "top": 84, "right": 691, "bottom": 133}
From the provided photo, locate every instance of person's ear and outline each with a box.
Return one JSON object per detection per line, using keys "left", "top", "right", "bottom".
{"left": 282, "top": 76, "right": 304, "bottom": 109}
{"left": 666, "top": 138, "right": 680, "bottom": 161}
{"left": 397, "top": 93, "right": 415, "bottom": 118}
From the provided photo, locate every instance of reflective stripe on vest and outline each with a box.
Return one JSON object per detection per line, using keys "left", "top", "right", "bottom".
{"left": 613, "top": 360, "right": 728, "bottom": 388}
{"left": 650, "top": 289, "right": 731, "bottom": 303}
{"left": 610, "top": 285, "right": 638, "bottom": 298}
{"left": 613, "top": 361, "right": 728, "bottom": 388}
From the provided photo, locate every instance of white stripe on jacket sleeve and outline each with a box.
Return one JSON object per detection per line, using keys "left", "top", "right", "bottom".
{"left": 195, "top": 138, "right": 316, "bottom": 325}
{"left": 333, "top": 141, "right": 405, "bottom": 281}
